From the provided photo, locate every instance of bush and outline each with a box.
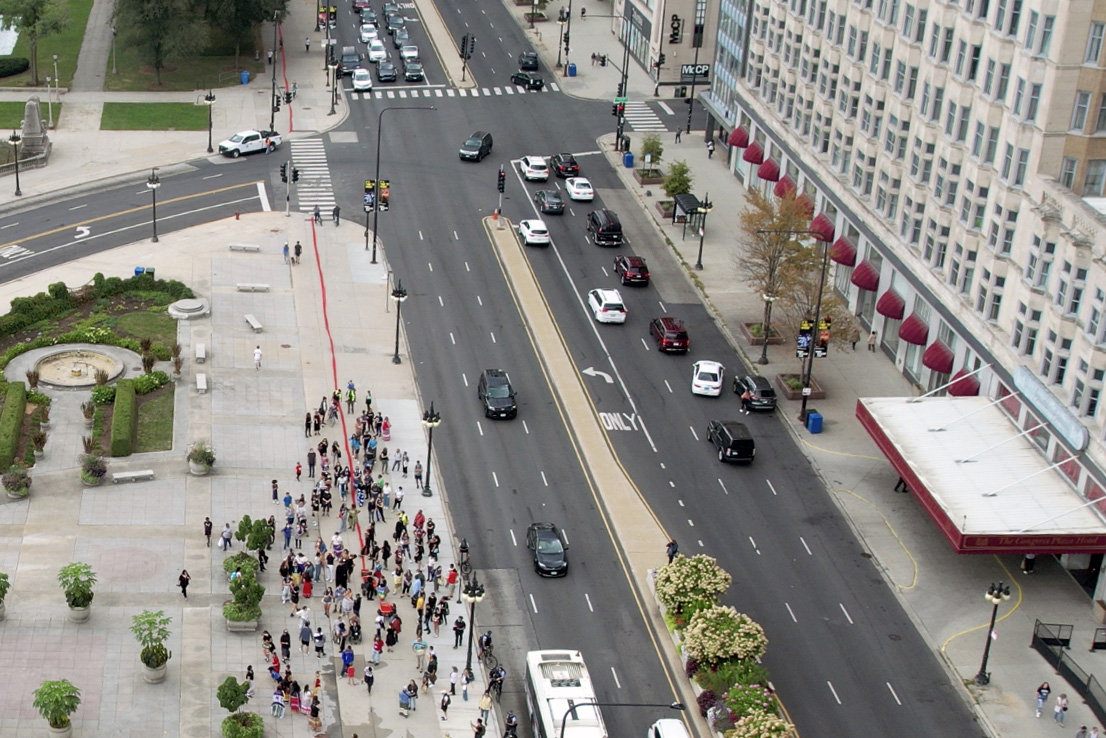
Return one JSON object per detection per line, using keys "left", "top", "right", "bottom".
{"left": 109, "top": 379, "right": 136, "bottom": 457}
{"left": 697, "top": 689, "right": 719, "bottom": 717}
{"left": 655, "top": 554, "right": 732, "bottom": 613}
{"left": 48, "top": 282, "right": 69, "bottom": 302}
{"left": 0, "top": 382, "right": 26, "bottom": 470}
{"left": 684, "top": 605, "right": 768, "bottom": 666}
{"left": 222, "top": 711, "right": 264, "bottom": 738}
{"left": 663, "top": 161, "right": 694, "bottom": 198}
{"left": 223, "top": 571, "right": 264, "bottom": 621}
{"left": 91, "top": 385, "right": 116, "bottom": 405}
{"left": 26, "top": 390, "right": 50, "bottom": 407}
{"left": 723, "top": 683, "right": 777, "bottom": 722}
{"left": 223, "top": 552, "right": 259, "bottom": 578}
{"left": 0, "top": 57, "right": 30, "bottom": 77}
{"left": 696, "top": 658, "right": 771, "bottom": 697}
{"left": 134, "top": 371, "right": 169, "bottom": 395}
{"left": 725, "top": 709, "right": 792, "bottom": 738}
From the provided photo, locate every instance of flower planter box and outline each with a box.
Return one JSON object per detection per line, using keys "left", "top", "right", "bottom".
{"left": 635, "top": 169, "right": 665, "bottom": 185}
{"left": 655, "top": 201, "right": 676, "bottom": 219}
{"left": 773, "top": 374, "right": 825, "bottom": 401}
{"left": 738, "top": 323, "right": 784, "bottom": 346}
{"left": 225, "top": 618, "right": 259, "bottom": 633}
{"left": 188, "top": 461, "right": 210, "bottom": 477}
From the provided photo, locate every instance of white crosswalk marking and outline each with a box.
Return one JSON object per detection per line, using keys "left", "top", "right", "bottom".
{"left": 504, "top": 86, "right": 515, "bottom": 95}
{"left": 356, "top": 84, "right": 559, "bottom": 102}
{"left": 621, "top": 101, "right": 668, "bottom": 132}
{"left": 435, "top": 89, "right": 443, "bottom": 96}
{"left": 494, "top": 87, "right": 503, "bottom": 95}
{"left": 290, "top": 139, "right": 337, "bottom": 213}
{"left": 446, "top": 89, "right": 455, "bottom": 96}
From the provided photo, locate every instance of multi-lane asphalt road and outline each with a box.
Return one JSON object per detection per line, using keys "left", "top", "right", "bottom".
{"left": 0, "top": 1, "right": 985, "bottom": 736}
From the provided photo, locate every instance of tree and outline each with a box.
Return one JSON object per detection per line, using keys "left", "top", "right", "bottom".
{"left": 114, "top": 0, "right": 209, "bottom": 86}
{"left": 234, "top": 515, "right": 271, "bottom": 558}
{"left": 0, "top": 0, "right": 68, "bottom": 86}
{"left": 217, "top": 676, "right": 250, "bottom": 713}
{"left": 201, "top": 0, "right": 287, "bottom": 67}
{"left": 640, "top": 133, "right": 663, "bottom": 175}
{"left": 736, "top": 189, "right": 823, "bottom": 364}
{"left": 663, "top": 160, "right": 693, "bottom": 198}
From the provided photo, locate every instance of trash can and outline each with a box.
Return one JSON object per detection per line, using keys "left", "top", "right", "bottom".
{"left": 567, "top": 63, "right": 577, "bottom": 77}
{"left": 623, "top": 151, "right": 634, "bottom": 168}
{"left": 134, "top": 267, "right": 156, "bottom": 277}
{"left": 240, "top": 70, "right": 251, "bottom": 85}
{"left": 620, "top": 134, "right": 631, "bottom": 152}
{"left": 806, "top": 410, "right": 823, "bottom": 434}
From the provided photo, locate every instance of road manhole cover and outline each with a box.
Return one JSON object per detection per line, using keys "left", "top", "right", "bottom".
{"left": 889, "top": 634, "right": 902, "bottom": 641}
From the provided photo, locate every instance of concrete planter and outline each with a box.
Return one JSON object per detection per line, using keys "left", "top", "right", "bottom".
{"left": 5, "top": 487, "right": 29, "bottom": 499}
{"left": 141, "top": 662, "right": 168, "bottom": 684}
{"left": 0, "top": 599, "right": 6, "bottom": 621}
{"left": 738, "top": 322, "right": 784, "bottom": 346}
{"left": 68, "top": 605, "right": 91, "bottom": 623}
{"left": 45, "top": 723, "right": 71, "bottom": 738}
{"left": 225, "top": 618, "right": 259, "bottom": 633}
{"left": 188, "top": 461, "right": 210, "bottom": 476}
{"left": 774, "top": 373, "right": 825, "bottom": 401}
{"left": 635, "top": 169, "right": 665, "bottom": 185}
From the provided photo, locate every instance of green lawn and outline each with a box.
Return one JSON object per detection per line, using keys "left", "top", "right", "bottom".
{"left": 2, "top": 0, "right": 93, "bottom": 87}
{"left": 111, "top": 310, "right": 178, "bottom": 345}
{"left": 100, "top": 102, "right": 209, "bottom": 131}
{"left": 135, "top": 386, "right": 174, "bottom": 452}
{"left": 0, "top": 101, "right": 63, "bottom": 130}
{"left": 104, "top": 43, "right": 266, "bottom": 92}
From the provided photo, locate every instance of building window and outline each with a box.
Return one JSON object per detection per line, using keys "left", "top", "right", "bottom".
{"left": 1087, "top": 22, "right": 1105, "bottom": 64}
{"left": 1025, "top": 235, "right": 1056, "bottom": 291}
{"left": 1025, "top": 83, "right": 1042, "bottom": 122}
{"left": 1013, "top": 148, "right": 1030, "bottom": 186}
{"left": 1087, "top": 288, "right": 1106, "bottom": 345}
{"left": 984, "top": 126, "right": 1000, "bottom": 164}
{"left": 1073, "top": 90, "right": 1092, "bottom": 131}
{"left": 1012, "top": 302, "right": 1041, "bottom": 356}
{"left": 1039, "top": 15, "right": 1055, "bottom": 56}
{"left": 982, "top": 59, "right": 996, "bottom": 96}
{"left": 1012, "top": 78, "right": 1025, "bottom": 116}
{"left": 1000, "top": 143, "right": 1014, "bottom": 179}
{"left": 1086, "top": 160, "right": 1106, "bottom": 196}
{"left": 1060, "top": 158, "right": 1079, "bottom": 189}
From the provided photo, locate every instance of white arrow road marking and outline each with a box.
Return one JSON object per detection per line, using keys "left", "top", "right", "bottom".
{"left": 582, "top": 366, "right": 613, "bottom": 383}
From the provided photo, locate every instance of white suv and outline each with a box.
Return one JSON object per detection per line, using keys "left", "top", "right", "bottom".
{"left": 587, "top": 288, "right": 627, "bottom": 324}
{"left": 520, "top": 156, "right": 550, "bottom": 181}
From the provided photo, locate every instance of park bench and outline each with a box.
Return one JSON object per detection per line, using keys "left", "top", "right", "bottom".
{"left": 196, "top": 373, "right": 208, "bottom": 394}
{"left": 236, "top": 283, "right": 270, "bottom": 292}
{"left": 228, "top": 243, "right": 261, "bottom": 252}
{"left": 112, "top": 470, "right": 155, "bottom": 484}
{"left": 195, "top": 343, "right": 206, "bottom": 363}
{"left": 245, "top": 314, "right": 263, "bottom": 333}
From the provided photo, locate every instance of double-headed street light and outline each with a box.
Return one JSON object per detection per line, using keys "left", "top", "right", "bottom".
{"left": 461, "top": 573, "right": 486, "bottom": 674}
{"left": 146, "top": 167, "right": 161, "bottom": 242}
{"left": 367, "top": 106, "right": 436, "bottom": 261}
{"left": 391, "top": 279, "right": 408, "bottom": 364}
{"left": 328, "top": 61, "right": 339, "bottom": 116}
{"left": 560, "top": 702, "right": 685, "bottom": 738}
{"left": 693, "top": 194, "right": 713, "bottom": 270}
{"left": 974, "top": 581, "right": 1011, "bottom": 686}
{"left": 204, "top": 90, "right": 216, "bottom": 153}
{"left": 8, "top": 131, "right": 21, "bottom": 197}
{"left": 421, "top": 401, "right": 442, "bottom": 497}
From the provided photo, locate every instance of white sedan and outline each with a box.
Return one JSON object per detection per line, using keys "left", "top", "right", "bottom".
{"left": 564, "top": 177, "right": 594, "bottom": 201}
{"left": 360, "top": 23, "right": 379, "bottom": 43}
{"left": 351, "top": 68, "right": 373, "bottom": 92}
{"left": 520, "top": 156, "right": 550, "bottom": 181}
{"left": 691, "top": 360, "right": 725, "bottom": 396}
{"left": 367, "top": 40, "right": 388, "bottom": 63}
{"left": 518, "top": 219, "right": 550, "bottom": 246}
{"left": 587, "top": 288, "right": 627, "bottom": 324}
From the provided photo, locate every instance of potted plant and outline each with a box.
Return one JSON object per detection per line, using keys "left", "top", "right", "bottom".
{"left": 172, "top": 355, "right": 183, "bottom": 380}
{"left": 3, "top": 464, "right": 30, "bottom": 499}
{"left": 80, "top": 454, "right": 107, "bottom": 487}
{"left": 39, "top": 402, "right": 51, "bottom": 430}
{"left": 131, "top": 609, "right": 172, "bottom": 683}
{"left": 81, "top": 401, "right": 95, "bottom": 430}
{"left": 187, "top": 440, "right": 216, "bottom": 476}
{"left": 222, "top": 568, "right": 264, "bottom": 632}
{"left": 0, "top": 570, "right": 10, "bottom": 621}
{"left": 57, "top": 562, "right": 96, "bottom": 622}
{"left": 32, "top": 430, "right": 47, "bottom": 460}
{"left": 32, "top": 679, "right": 81, "bottom": 737}
{"left": 218, "top": 676, "right": 262, "bottom": 738}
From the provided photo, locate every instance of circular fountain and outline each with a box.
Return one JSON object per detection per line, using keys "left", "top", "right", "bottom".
{"left": 34, "top": 348, "right": 125, "bottom": 388}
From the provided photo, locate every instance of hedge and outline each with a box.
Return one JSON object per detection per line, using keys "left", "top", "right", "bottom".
{"left": 134, "top": 371, "right": 169, "bottom": 395}
{"left": 0, "top": 58, "right": 30, "bottom": 78}
{"left": 0, "top": 383, "right": 26, "bottom": 470}
{"left": 109, "top": 379, "right": 136, "bottom": 457}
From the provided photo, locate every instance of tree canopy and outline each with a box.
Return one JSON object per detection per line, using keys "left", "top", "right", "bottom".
{"left": 113, "top": 0, "right": 209, "bottom": 85}
{"left": 0, "top": 0, "right": 68, "bottom": 85}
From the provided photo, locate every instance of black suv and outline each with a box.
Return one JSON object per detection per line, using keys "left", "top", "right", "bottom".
{"left": 459, "top": 131, "right": 493, "bottom": 161}
{"left": 706, "top": 420, "right": 756, "bottom": 463}
{"left": 551, "top": 152, "right": 580, "bottom": 178}
{"left": 478, "top": 369, "right": 517, "bottom": 419}
{"left": 734, "top": 374, "right": 777, "bottom": 410}
{"left": 518, "top": 51, "right": 539, "bottom": 70}
{"left": 614, "top": 255, "right": 649, "bottom": 285}
{"left": 511, "top": 71, "right": 544, "bottom": 90}
{"left": 527, "top": 522, "right": 568, "bottom": 576}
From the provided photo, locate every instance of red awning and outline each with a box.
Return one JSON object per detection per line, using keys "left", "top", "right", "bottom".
{"left": 757, "top": 158, "right": 780, "bottom": 182}
{"left": 829, "top": 236, "right": 856, "bottom": 266}
{"left": 809, "top": 213, "right": 835, "bottom": 242}
{"left": 875, "top": 289, "right": 905, "bottom": 320}
{"left": 850, "top": 260, "right": 880, "bottom": 291}
{"left": 742, "top": 141, "right": 765, "bottom": 165}
{"left": 922, "top": 340, "right": 954, "bottom": 374}
{"left": 947, "top": 368, "right": 981, "bottom": 396}
{"left": 774, "top": 175, "right": 796, "bottom": 198}
{"left": 795, "top": 193, "right": 814, "bottom": 216}
{"left": 899, "top": 313, "right": 930, "bottom": 346}
{"left": 728, "top": 126, "right": 750, "bottom": 148}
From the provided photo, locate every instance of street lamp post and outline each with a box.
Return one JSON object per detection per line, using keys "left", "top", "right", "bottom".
{"left": 560, "top": 702, "right": 685, "bottom": 738}
{"left": 421, "top": 401, "right": 442, "bottom": 497}
{"left": 974, "top": 582, "right": 1011, "bottom": 686}
{"left": 45, "top": 76, "right": 53, "bottom": 129}
{"left": 204, "top": 90, "right": 216, "bottom": 153}
{"left": 461, "top": 573, "right": 486, "bottom": 675}
{"left": 368, "top": 106, "right": 435, "bottom": 260}
{"left": 111, "top": 26, "right": 117, "bottom": 75}
{"left": 693, "top": 193, "right": 712, "bottom": 270}
{"left": 391, "top": 279, "right": 408, "bottom": 364}
{"left": 757, "top": 293, "right": 776, "bottom": 365}
{"left": 52, "top": 54, "right": 58, "bottom": 89}
{"left": 146, "top": 167, "right": 161, "bottom": 243}
{"left": 270, "top": 12, "right": 279, "bottom": 131}
{"left": 328, "top": 62, "right": 338, "bottom": 116}
{"left": 8, "top": 131, "right": 21, "bottom": 197}
{"left": 562, "top": 0, "right": 573, "bottom": 75}
{"left": 556, "top": 8, "right": 567, "bottom": 67}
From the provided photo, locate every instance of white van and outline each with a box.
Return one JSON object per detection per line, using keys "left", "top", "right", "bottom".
{"left": 648, "top": 718, "right": 692, "bottom": 738}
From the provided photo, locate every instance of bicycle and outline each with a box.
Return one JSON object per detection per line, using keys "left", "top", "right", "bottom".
{"left": 479, "top": 642, "right": 497, "bottom": 671}
{"left": 458, "top": 538, "right": 472, "bottom": 577}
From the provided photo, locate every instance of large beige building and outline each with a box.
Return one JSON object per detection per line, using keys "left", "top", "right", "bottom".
{"left": 699, "top": 0, "right": 1106, "bottom": 547}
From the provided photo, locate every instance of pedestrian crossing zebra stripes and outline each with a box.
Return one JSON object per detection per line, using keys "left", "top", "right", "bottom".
{"left": 346, "top": 82, "right": 561, "bottom": 101}
{"left": 620, "top": 101, "right": 668, "bottom": 132}
{"left": 290, "top": 139, "right": 336, "bottom": 214}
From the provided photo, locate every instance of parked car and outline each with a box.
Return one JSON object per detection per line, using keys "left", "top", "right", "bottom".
{"left": 613, "top": 254, "right": 649, "bottom": 285}
{"left": 534, "top": 190, "right": 564, "bottom": 215}
{"left": 734, "top": 374, "right": 777, "bottom": 411}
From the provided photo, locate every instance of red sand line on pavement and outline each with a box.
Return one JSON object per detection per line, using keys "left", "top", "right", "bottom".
{"left": 277, "top": 24, "right": 296, "bottom": 132}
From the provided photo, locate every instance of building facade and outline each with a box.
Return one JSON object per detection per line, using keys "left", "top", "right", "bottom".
{"left": 613, "top": 0, "right": 719, "bottom": 98}
{"left": 698, "top": 0, "right": 1106, "bottom": 558}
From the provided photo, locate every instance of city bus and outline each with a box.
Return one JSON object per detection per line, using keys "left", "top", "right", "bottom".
{"left": 523, "top": 650, "right": 608, "bottom": 738}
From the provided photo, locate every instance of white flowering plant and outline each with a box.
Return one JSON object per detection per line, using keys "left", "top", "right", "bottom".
{"left": 655, "top": 554, "right": 732, "bottom": 615}
{"left": 684, "top": 605, "right": 768, "bottom": 666}
{"left": 724, "top": 709, "right": 792, "bottom": 738}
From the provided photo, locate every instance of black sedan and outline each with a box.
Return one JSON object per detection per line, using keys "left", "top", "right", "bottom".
{"left": 526, "top": 522, "right": 568, "bottom": 577}
{"left": 376, "top": 61, "right": 397, "bottom": 82}
{"left": 533, "top": 190, "right": 564, "bottom": 215}
{"left": 551, "top": 152, "right": 579, "bottom": 178}
{"left": 510, "top": 71, "right": 544, "bottom": 90}
{"left": 518, "top": 51, "right": 539, "bottom": 70}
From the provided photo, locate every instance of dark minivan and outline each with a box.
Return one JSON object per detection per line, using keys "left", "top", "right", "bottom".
{"left": 587, "top": 209, "right": 623, "bottom": 246}
{"left": 478, "top": 368, "right": 517, "bottom": 419}
{"left": 459, "top": 131, "right": 493, "bottom": 161}
{"left": 706, "top": 420, "right": 756, "bottom": 463}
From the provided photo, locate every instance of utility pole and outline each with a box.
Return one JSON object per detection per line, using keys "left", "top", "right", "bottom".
{"left": 269, "top": 12, "right": 279, "bottom": 132}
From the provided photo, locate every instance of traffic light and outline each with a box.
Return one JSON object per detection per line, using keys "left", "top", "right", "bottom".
{"left": 616, "top": 103, "right": 625, "bottom": 118}
{"left": 468, "top": 35, "right": 476, "bottom": 58}
{"left": 563, "top": 32, "right": 570, "bottom": 51}
{"left": 611, "top": 103, "right": 618, "bottom": 116}
{"left": 280, "top": 163, "right": 288, "bottom": 183}
{"left": 284, "top": 91, "right": 293, "bottom": 104}
{"left": 292, "top": 168, "right": 300, "bottom": 183}
{"left": 658, "top": 52, "right": 666, "bottom": 67}
{"left": 599, "top": 55, "right": 607, "bottom": 67}
{"left": 460, "top": 33, "right": 469, "bottom": 59}
{"left": 497, "top": 168, "right": 506, "bottom": 193}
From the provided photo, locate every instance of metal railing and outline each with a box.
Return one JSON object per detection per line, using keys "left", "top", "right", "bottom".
{"left": 1032, "top": 620, "right": 1106, "bottom": 725}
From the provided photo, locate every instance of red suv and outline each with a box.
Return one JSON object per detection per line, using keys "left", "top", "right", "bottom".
{"left": 649, "top": 317, "right": 689, "bottom": 353}
{"left": 614, "top": 255, "right": 650, "bottom": 285}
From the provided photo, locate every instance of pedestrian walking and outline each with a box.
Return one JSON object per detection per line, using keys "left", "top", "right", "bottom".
{"left": 868, "top": 330, "right": 878, "bottom": 351}
{"left": 1023, "top": 553, "right": 1037, "bottom": 574}
{"left": 1076, "top": 727, "right": 1088, "bottom": 738}
{"left": 313, "top": 627, "right": 327, "bottom": 658}
{"left": 305, "top": 36, "right": 311, "bottom": 52}
{"left": 281, "top": 630, "right": 292, "bottom": 662}
{"left": 453, "top": 616, "right": 466, "bottom": 648}
{"left": 271, "top": 688, "right": 285, "bottom": 718}
{"left": 674, "top": 128, "right": 681, "bottom": 143}
{"left": 666, "top": 539, "right": 679, "bottom": 563}
{"left": 221, "top": 523, "right": 234, "bottom": 550}
{"left": 308, "top": 450, "right": 317, "bottom": 478}
{"left": 283, "top": 242, "right": 290, "bottom": 263}
{"left": 296, "top": 462, "right": 303, "bottom": 481}
{"left": 1056, "top": 694, "right": 1070, "bottom": 725}
{"left": 450, "top": 666, "right": 460, "bottom": 695}
{"left": 343, "top": 645, "right": 356, "bottom": 683}
{"left": 314, "top": 205, "right": 322, "bottom": 225}
{"left": 254, "top": 345, "right": 263, "bottom": 370}
{"left": 414, "top": 461, "right": 423, "bottom": 488}
{"left": 178, "top": 569, "right": 191, "bottom": 597}
{"left": 440, "top": 691, "right": 451, "bottom": 720}
{"left": 333, "top": 205, "right": 341, "bottom": 225}
{"left": 294, "top": 241, "right": 303, "bottom": 264}
{"left": 472, "top": 718, "right": 486, "bottom": 738}
{"left": 1089, "top": 726, "right": 1100, "bottom": 738}
{"left": 706, "top": 140, "right": 715, "bottom": 158}
{"left": 204, "top": 517, "right": 213, "bottom": 547}
{"left": 267, "top": 48, "right": 274, "bottom": 65}
{"left": 478, "top": 690, "right": 492, "bottom": 723}
{"left": 402, "top": 452, "right": 409, "bottom": 477}
{"left": 850, "top": 325, "right": 861, "bottom": 351}
{"left": 1036, "top": 682, "right": 1051, "bottom": 717}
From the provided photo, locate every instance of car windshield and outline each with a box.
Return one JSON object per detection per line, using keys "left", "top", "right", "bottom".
{"left": 535, "top": 536, "right": 563, "bottom": 554}
{"left": 486, "top": 386, "right": 511, "bottom": 399}
{"left": 465, "top": 138, "right": 482, "bottom": 147}
{"left": 228, "top": 133, "right": 246, "bottom": 142}
{"left": 531, "top": 161, "right": 547, "bottom": 170}
{"left": 576, "top": 182, "right": 592, "bottom": 190}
